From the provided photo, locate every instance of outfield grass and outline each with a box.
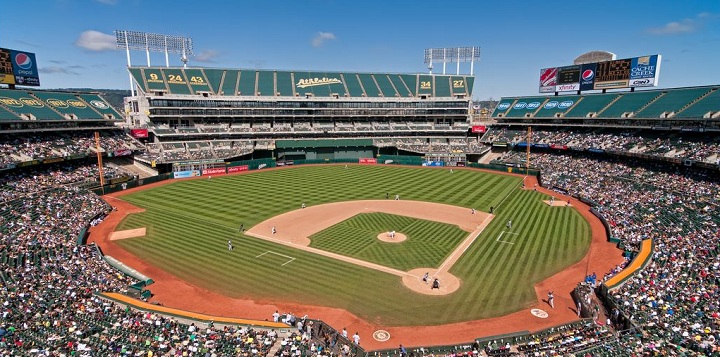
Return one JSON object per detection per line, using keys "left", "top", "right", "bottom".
{"left": 309, "top": 212, "right": 468, "bottom": 271}
{"left": 115, "top": 165, "right": 590, "bottom": 325}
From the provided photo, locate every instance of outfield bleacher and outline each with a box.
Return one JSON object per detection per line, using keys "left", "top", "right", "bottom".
{"left": 634, "top": 86, "right": 713, "bottom": 118}
{"left": 676, "top": 89, "right": 720, "bottom": 119}
{"left": 564, "top": 93, "right": 620, "bottom": 118}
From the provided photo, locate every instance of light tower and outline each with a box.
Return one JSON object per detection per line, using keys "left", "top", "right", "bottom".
{"left": 424, "top": 46, "right": 481, "bottom": 75}
{"left": 114, "top": 30, "right": 194, "bottom": 96}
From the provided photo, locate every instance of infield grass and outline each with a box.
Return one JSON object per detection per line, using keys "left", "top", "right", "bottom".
{"left": 115, "top": 165, "right": 590, "bottom": 325}
{"left": 309, "top": 212, "right": 468, "bottom": 271}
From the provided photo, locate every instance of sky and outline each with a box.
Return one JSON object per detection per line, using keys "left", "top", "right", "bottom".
{"left": 1, "top": 0, "right": 719, "bottom": 100}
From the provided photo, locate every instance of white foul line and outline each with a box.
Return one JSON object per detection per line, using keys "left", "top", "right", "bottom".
{"left": 496, "top": 231, "right": 519, "bottom": 245}
{"left": 256, "top": 250, "right": 296, "bottom": 266}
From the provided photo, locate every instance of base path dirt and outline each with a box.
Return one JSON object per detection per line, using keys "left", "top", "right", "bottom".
{"left": 88, "top": 165, "right": 625, "bottom": 351}
{"left": 109, "top": 227, "right": 146, "bottom": 240}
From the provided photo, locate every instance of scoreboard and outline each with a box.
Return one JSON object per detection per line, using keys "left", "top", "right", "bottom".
{"left": 539, "top": 54, "right": 661, "bottom": 93}
{"left": 0, "top": 47, "right": 40, "bottom": 86}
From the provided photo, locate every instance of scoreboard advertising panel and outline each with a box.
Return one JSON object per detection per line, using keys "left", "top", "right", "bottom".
{"left": 539, "top": 55, "right": 660, "bottom": 93}
{"left": 0, "top": 47, "right": 40, "bottom": 86}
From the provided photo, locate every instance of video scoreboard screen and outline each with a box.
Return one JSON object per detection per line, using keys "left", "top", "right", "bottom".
{"left": 539, "top": 54, "right": 661, "bottom": 93}
{"left": 0, "top": 47, "right": 40, "bottom": 86}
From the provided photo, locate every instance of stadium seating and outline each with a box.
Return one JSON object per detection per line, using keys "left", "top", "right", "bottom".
{"left": 634, "top": 86, "right": 713, "bottom": 118}
{"left": 564, "top": 93, "right": 620, "bottom": 118}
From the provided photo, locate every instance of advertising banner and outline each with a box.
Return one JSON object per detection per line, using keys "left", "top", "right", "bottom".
{"left": 539, "top": 68, "right": 558, "bottom": 93}
{"left": 227, "top": 165, "right": 249, "bottom": 173}
{"left": 202, "top": 167, "right": 227, "bottom": 176}
{"left": 113, "top": 149, "right": 132, "bottom": 157}
{"left": 471, "top": 125, "right": 487, "bottom": 133}
{"left": 173, "top": 170, "right": 200, "bottom": 179}
{"left": 629, "top": 55, "right": 661, "bottom": 87}
{"left": 579, "top": 63, "right": 597, "bottom": 91}
{"left": 0, "top": 48, "right": 40, "bottom": 86}
{"left": 555, "top": 65, "right": 580, "bottom": 92}
{"left": 130, "top": 129, "right": 149, "bottom": 138}
{"left": 358, "top": 158, "right": 377, "bottom": 164}
{"left": 422, "top": 161, "right": 444, "bottom": 167}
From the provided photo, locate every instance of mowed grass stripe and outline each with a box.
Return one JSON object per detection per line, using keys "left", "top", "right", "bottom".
{"left": 309, "top": 213, "right": 466, "bottom": 270}
{"left": 114, "top": 165, "right": 591, "bottom": 325}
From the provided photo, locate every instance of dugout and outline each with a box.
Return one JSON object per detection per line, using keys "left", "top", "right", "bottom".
{"left": 275, "top": 139, "right": 376, "bottom": 161}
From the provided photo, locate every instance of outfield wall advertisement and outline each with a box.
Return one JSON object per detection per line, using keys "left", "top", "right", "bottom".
{"left": 227, "top": 165, "right": 249, "bottom": 173}
{"left": 202, "top": 167, "right": 227, "bottom": 176}
{"left": 173, "top": 170, "right": 201, "bottom": 179}
{"left": 539, "top": 55, "right": 661, "bottom": 93}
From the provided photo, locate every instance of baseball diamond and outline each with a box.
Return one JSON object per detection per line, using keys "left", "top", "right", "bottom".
{"left": 111, "top": 165, "right": 592, "bottom": 326}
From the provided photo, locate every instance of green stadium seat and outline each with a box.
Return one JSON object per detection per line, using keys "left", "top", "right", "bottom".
{"left": 675, "top": 88, "right": 720, "bottom": 118}
{"left": 237, "top": 70, "right": 257, "bottom": 96}
{"left": 0, "top": 89, "right": 65, "bottom": 120}
{"left": 417, "top": 75, "right": 433, "bottom": 97}
{"left": 204, "top": 69, "right": 225, "bottom": 95}
{"left": 400, "top": 75, "right": 418, "bottom": 97}
{"left": 128, "top": 68, "right": 147, "bottom": 93}
{"left": 564, "top": 93, "right": 621, "bottom": 117}
{"left": 389, "top": 74, "right": 413, "bottom": 97}
{"left": 374, "top": 74, "right": 399, "bottom": 97}
{"left": 77, "top": 94, "right": 123, "bottom": 119}
{"left": 183, "top": 68, "right": 213, "bottom": 94}
{"left": 31, "top": 92, "right": 104, "bottom": 119}
{"left": 221, "top": 70, "right": 240, "bottom": 96}
{"left": 598, "top": 91, "right": 662, "bottom": 118}
{"left": 141, "top": 68, "right": 169, "bottom": 93}
{"left": 276, "top": 71, "right": 294, "bottom": 97}
{"left": 358, "top": 73, "right": 381, "bottom": 97}
{"left": 535, "top": 95, "right": 580, "bottom": 117}
{"left": 162, "top": 69, "right": 192, "bottom": 95}
{"left": 434, "top": 76, "right": 452, "bottom": 97}
{"left": 635, "top": 87, "right": 714, "bottom": 118}
{"left": 503, "top": 96, "right": 548, "bottom": 118}
{"left": 342, "top": 73, "right": 364, "bottom": 97}
{"left": 257, "top": 71, "right": 275, "bottom": 96}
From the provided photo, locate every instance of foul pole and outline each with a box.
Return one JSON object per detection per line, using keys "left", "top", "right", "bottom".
{"left": 526, "top": 127, "right": 531, "bottom": 176}
{"left": 95, "top": 132, "right": 106, "bottom": 195}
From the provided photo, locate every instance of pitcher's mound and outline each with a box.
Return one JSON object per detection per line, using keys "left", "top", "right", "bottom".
{"left": 109, "top": 227, "right": 146, "bottom": 240}
{"left": 377, "top": 232, "right": 407, "bottom": 243}
{"left": 403, "top": 268, "right": 460, "bottom": 295}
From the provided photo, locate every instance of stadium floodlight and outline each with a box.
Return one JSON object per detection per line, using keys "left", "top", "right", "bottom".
{"left": 114, "top": 30, "right": 194, "bottom": 96}
{"left": 424, "top": 46, "right": 480, "bottom": 75}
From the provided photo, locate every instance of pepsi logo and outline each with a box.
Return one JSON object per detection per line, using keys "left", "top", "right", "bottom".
{"left": 544, "top": 101, "right": 558, "bottom": 109}
{"left": 526, "top": 102, "right": 541, "bottom": 109}
{"left": 582, "top": 70, "right": 594, "bottom": 81}
{"left": 497, "top": 103, "right": 511, "bottom": 110}
{"left": 513, "top": 102, "right": 527, "bottom": 109}
{"left": 14, "top": 53, "right": 33, "bottom": 70}
{"left": 558, "top": 101, "right": 574, "bottom": 109}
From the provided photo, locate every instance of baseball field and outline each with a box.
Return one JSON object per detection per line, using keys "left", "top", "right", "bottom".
{"left": 113, "top": 165, "right": 590, "bottom": 326}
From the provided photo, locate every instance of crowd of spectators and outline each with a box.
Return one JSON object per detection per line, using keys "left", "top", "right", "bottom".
{"left": 497, "top": 150, "right": 720, "bottom": 354}
{"left": 0, "top": 175, "right": 289, "bottom": 355}
{"left": 483, "top": 127, "right": 720, "bottom": 164}
{"left": 0, "top": 161, "right": 132, "bottom": 203}
{"left": 0, "top": 131, "right": 142, "bottom": 167}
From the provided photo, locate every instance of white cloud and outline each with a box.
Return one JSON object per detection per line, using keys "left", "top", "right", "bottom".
{"left": 647, "top": 12, "right": 717, "bottom": 35}
{"left": 194, "top": 50, "right": 219, "bottom": 63}
{"left": 96, "top": 0, "right": 117, "bottom": 4}
{"left": 75, "top": 30, "right": 116, "bottom": 51}
{"left": 39, "top": 66, "right": 81, "bottom": 75}
{"left": 312, "top": 32, "right": 336, "bottom": 47}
